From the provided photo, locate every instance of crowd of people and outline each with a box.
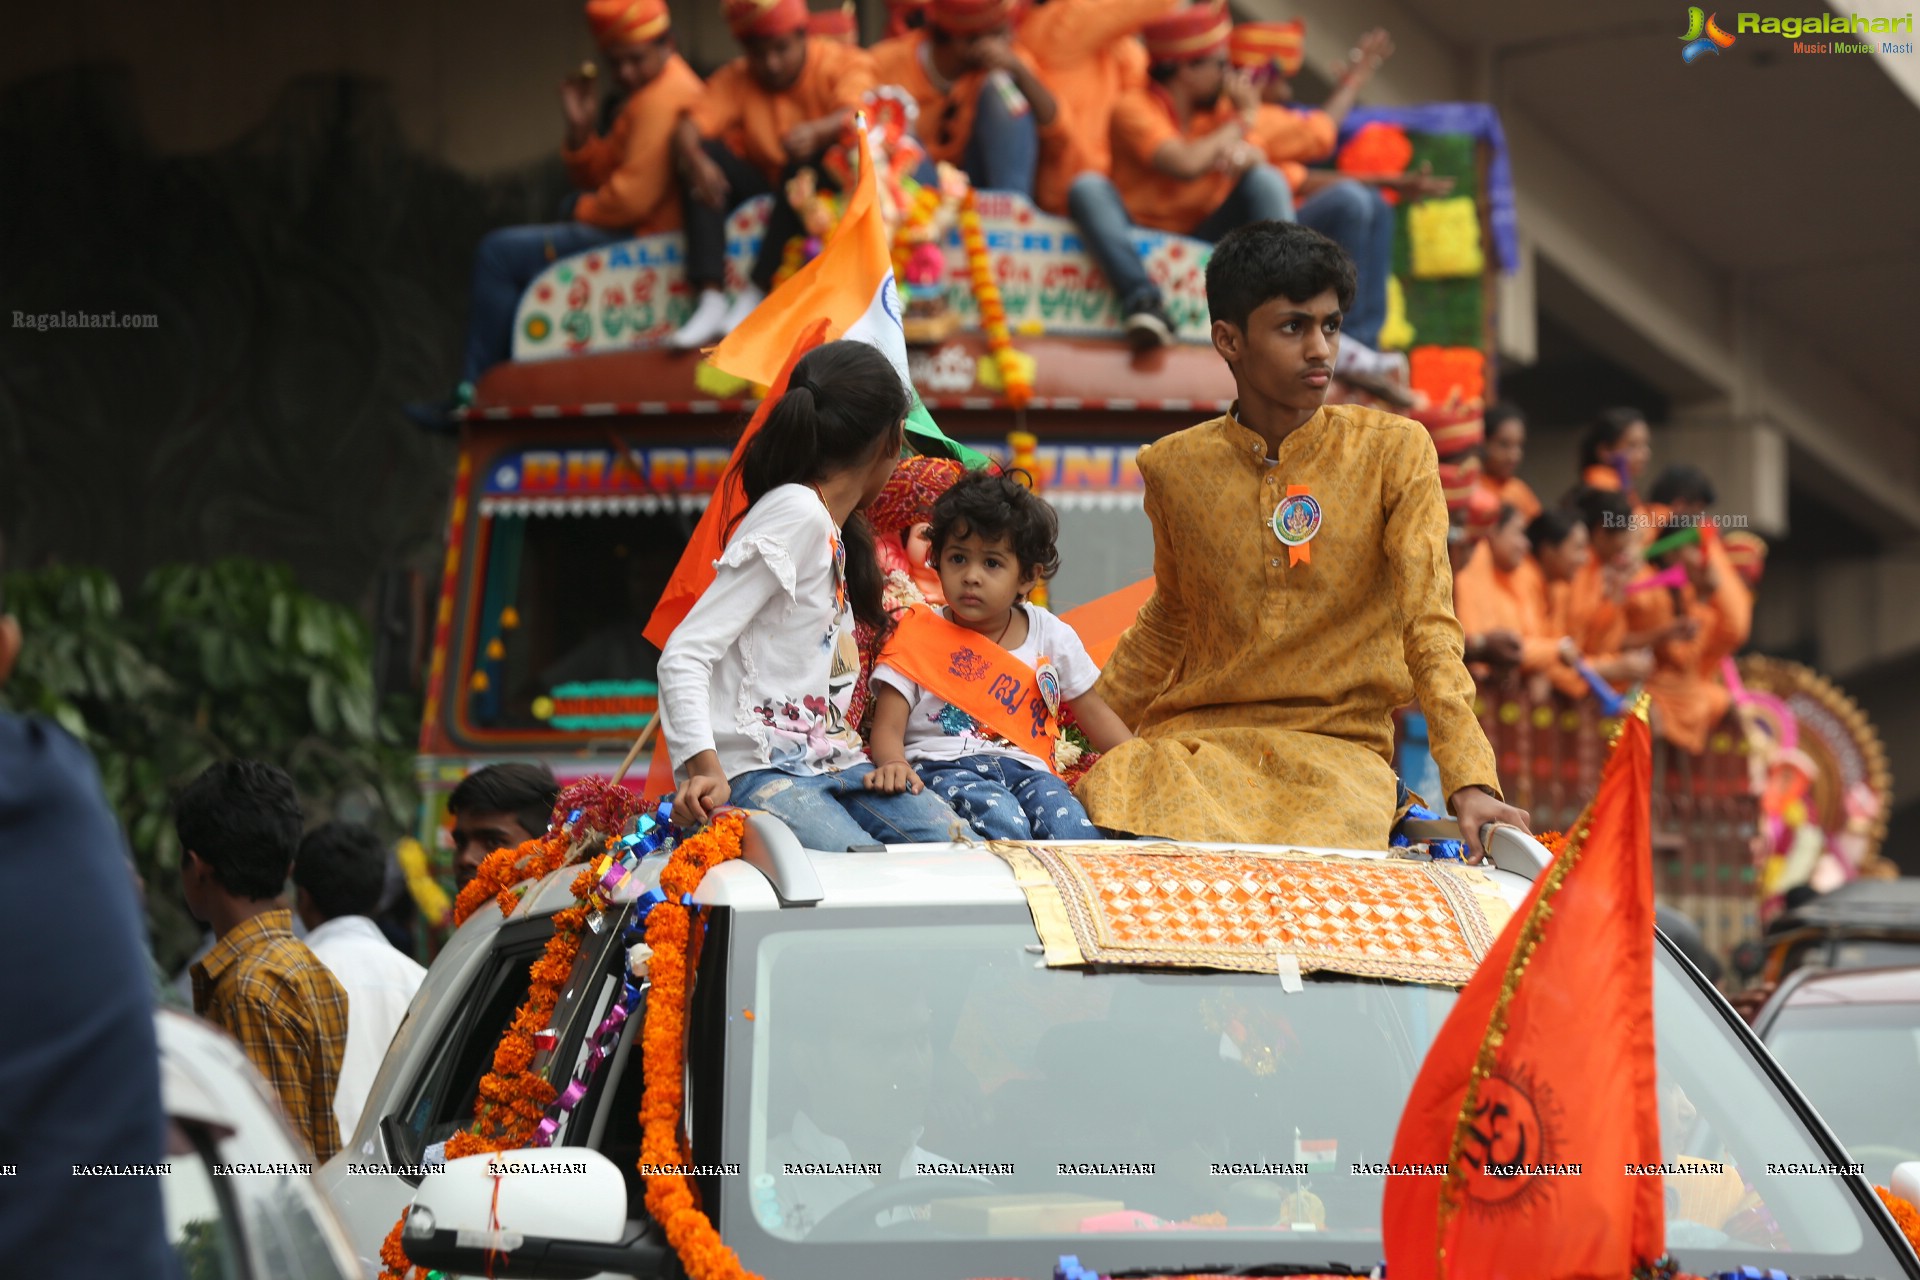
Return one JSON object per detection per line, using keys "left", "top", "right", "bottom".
{"left": 413, "top": 0, "right": 1423, "bottom": 423}
{"left": 1444, "top": 402, "right": 1766, "bottom": 752}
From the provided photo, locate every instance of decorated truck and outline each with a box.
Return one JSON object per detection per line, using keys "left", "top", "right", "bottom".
{"left": 412, "top": 104, "right": 1548, "bottom": 918}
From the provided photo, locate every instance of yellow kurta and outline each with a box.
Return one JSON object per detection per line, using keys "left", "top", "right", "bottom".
{"left": 1078, "top": 409, "right": 1501, "bottom": 848}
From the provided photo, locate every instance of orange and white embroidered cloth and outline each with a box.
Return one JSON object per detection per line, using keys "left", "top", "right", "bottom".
{"left": 991, "top": 842, "right": 1511, "bottom": 986}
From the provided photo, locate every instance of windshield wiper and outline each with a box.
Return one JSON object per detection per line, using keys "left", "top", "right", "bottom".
{"left": 1107, "top": 1264, "right": 1372, "bottom": 1278}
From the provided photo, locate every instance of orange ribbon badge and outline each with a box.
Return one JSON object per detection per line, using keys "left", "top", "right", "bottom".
{"left": 1271, "top": 485, "right": 1321, "bottom": 567}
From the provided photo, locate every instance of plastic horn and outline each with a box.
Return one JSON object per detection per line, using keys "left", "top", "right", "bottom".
{"left": 1624, "top": 564, "right": 1689, "bottom": 595}
{"left": 1642, "top": 526, "right": 1701, "bottom": 559}
{"left": 1573, "top": 657, "right": 1627, "bottom": 717}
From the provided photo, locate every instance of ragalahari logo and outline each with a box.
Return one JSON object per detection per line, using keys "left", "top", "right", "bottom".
{"left": 1680, "top": 7, "right": 1737, "bottom": 61}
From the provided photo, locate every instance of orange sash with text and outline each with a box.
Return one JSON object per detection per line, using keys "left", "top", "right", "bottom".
{"left": 879, "top": 604, "right": 1061, "bottom": 771}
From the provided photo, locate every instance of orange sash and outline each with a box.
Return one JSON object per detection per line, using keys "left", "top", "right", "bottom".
{"left": 879, "top": 604, "right": 1060, "bottom": 771}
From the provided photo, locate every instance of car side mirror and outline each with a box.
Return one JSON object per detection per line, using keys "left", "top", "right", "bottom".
{"left": 401, "top": 1148, "right": 671, "bottom": 1279}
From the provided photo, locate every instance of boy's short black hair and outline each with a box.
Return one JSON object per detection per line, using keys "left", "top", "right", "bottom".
{"left": 293, "top": 821, "right": 387, "bottom": 920}
{"left": 928, "top": 469, "right": 1062, "bottom": 580}
{"left": 174, "top": 760, "right": 304, "bottom": 899}
{"left": 1205, "top": 221, "right": 1357, "bottom": 332}
{"left": 1647, "top": 464, "right": 1717, "bottom": 508}
{"left": 448, "top": 762, "right": 560, "bottom": 838}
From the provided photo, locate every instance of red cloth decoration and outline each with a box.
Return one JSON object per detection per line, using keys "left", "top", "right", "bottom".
{"left": 1337, "top": 121, "right": 1413, "bottom": 203}
{"left": 867, "top": 456, "right": 966, "bottom": 541}
{"left": 1228, "top": 20, "right": 1304, "bottom": 75}
{"left": 1408, "top": 346, "right": 1486, "bottom": 407}
{"left": 807, "top": 4, "right": 859, "bottom": 41}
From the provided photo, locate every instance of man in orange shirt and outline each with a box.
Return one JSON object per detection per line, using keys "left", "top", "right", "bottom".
{"left": 669, "top": 0, "right": 876, "bottom": 350}
{"left": 1016, "top": 0, "right": 1179, "bottom": 216}
{"left": 1453, "top": 503, "right": 1566, "bottom": 680}
{"left": 410, "top": 0, "right": 700, "bottom": 426}
{"left": 1477, "top": 402, "right": 1543, "bottom": 519}
{"left": 1068, "top": 4, "right": 1293, "bottom": 350}
{"left": 872, "top": 0, "right": 1059, "bottom": 198}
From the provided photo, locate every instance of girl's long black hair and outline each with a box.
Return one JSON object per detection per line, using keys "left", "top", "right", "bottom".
{"left": 731, "top": 340, "right": 909, "bottom": 632}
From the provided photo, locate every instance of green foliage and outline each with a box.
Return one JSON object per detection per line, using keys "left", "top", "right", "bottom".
{"left": 0, "top": 559, "right": 418, "bottom": 973}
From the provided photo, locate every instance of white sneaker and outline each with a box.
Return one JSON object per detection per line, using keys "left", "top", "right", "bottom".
{"left": 1335, "top": 336, "right": 1409, "bottom": 383}
{"left": 718, "top": 284, "right": 766, "bottom": 336}
{"left": 670, "top": 289, "right": 730, "bottom": 350}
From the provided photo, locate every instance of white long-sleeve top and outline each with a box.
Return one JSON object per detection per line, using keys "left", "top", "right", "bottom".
{"left": 658, "top": 484, "right": 867, "bottom": 782}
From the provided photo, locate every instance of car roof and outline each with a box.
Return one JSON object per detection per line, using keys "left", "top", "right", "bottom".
{"left": 1774, "top": 878, "right": 1920, "bottom": 932}
{"left": 509, "top": 822, "right": 1551, "bottom": 922}
{"left": 1771, "top": 963, "right": 1920, "bottom": 1009}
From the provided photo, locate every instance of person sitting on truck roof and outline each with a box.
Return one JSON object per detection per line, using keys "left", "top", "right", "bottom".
{"left": 406, "top": 0, "right": 703, "bottom": 427}
{"left": 1232, "top": 22, "right": 1439, "bottom": 382}
{"left": 668, "top": 0, "right": 877, "bottom": 352}
{"left": 872, "top": 0, "right": 1059, "bottom": 200}
{"left": 1476, "top": 402, "right": 1542, "bottom": 520}
{"left": 447, "top": 761, "right": 561, "bottom": 890}
{"left": 1620, "top": 517, "right": 1742, "bottom": 754}
{"left": 1065, "top": 4, "right": 1294, "bottom": 352}
{"left": 1567, "top": 487, "right": 1654, "bottom": 693}
{"left": 1075, "top": 220, "right": 1528, "bottom": 861}
{"left": 1573, "top": 406, "right": 1653, "bottom": 507}
{"left": 1014, "top": 0, "right": 1179, "bottom": 219}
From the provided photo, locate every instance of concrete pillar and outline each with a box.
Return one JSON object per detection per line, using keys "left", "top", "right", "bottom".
{"left": 1661, "top": 404, "right": 1789, "bottom": 539}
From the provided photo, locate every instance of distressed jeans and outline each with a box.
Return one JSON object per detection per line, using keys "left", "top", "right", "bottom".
{"left": 917, "top": 755, "right": 1100, "bottom": 841}
{"left": 1066, "top": 165, "right": 1295, "bottom": 314}
{"left": 730, "top": 763, "right": 968, "bottom": 851}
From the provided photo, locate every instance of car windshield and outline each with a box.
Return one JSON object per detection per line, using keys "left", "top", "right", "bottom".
{"left": 717, "top": 907, "right": 1900, "bottom": 1280}
{"left": 1766, "top": 1001, "right": 1920, "bottom": 1186}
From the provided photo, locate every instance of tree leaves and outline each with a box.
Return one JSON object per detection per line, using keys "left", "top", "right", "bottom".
{"left": 0, "top": 558, "right": 419, "bottom": 973}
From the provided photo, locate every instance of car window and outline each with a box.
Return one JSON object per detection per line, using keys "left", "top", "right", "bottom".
{"left": 387, "top": 926, "right": 549, "bottom": 1169}
{"left": 1766, "top": 1003, "right": 1920, "bottom": 1186}
{"left": 166, "top": 1119, "right": 243, "bottom": 1280}
{"left": 716, "top": 911, "right": 1895, "bottom": 1280}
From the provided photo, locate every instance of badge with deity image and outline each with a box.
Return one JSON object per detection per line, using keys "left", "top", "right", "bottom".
{"left": 1035, "top": 656, "right": 1062, "bottom": 719}
{"left": 1272, "top": 493, "right": 1322, "bottom": 547}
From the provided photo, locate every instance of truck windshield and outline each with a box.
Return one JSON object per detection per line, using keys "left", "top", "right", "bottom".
{"left": 717, "top": 908, "right": 1897, "bottom": 1280}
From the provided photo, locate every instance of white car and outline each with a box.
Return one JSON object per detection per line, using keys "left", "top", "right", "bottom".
{"left": 158, "top": 1008, "right": 364, "bottom": 1280}
{"left": 322, "top": 820, "right": 1920, "bottom": 1279}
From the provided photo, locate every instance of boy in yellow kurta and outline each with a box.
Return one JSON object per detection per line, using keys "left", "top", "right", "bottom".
{"left": 1077, "top": 220, "right": 1528, "bottom": 860}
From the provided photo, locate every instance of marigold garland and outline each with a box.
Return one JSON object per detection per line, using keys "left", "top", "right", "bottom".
{"left": 1878, "top": 1184, "right": 1920, "bottom": 1253}
{"left": 639, "top": 810, "right": 761, "bottom": 1280}
{"left": 959, "top": 189, "right": 1032, "bottom": 408}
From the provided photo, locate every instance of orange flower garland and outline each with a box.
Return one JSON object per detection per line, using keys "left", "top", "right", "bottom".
{"left": 453, "top": 826, "right": 574, "bottom": 927}
{"left": 1877, "top": 1185, "right": 1920, "bottom": 1253}
{"left": 639, "top": 810, "right": 760, "bottom": 1280}
{"left": 959, "top": 189, "right": 1032, "bottom": 408}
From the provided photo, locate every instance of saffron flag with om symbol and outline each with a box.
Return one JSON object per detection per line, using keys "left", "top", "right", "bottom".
{"left": 1382, "top": 710, "right": 1662, "bottom": 1279}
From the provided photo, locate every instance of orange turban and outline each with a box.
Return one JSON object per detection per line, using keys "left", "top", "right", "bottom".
{"left": 930, "top": 0, "right": 1020, "bottom": 35}
{"left": 724, "top": 0, "right": 809, "bottom": 40}
{"left": 808, "top": 3, "right": 859, "bottom": 42}
{"left": 584, "top": 0, "right": 669, "bottom": 47}
{"left": 1229, "top": 20, "right": 1304, "bottom": 75}
{"left": 1142, "top": 2, "right": 1233, "bottom": 64}
{"left": 1408, "top": 399, "right": 1486, "bottom": 463}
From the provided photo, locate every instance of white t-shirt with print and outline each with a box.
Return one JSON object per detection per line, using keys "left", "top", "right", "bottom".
{"left": 659, "top": 484, "right": 867, "bottom": 782}
{"left": 870, "top": 603, "right": 1100, "bottom": 775}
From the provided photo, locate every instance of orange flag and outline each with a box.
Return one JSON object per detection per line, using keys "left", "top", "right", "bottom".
{"left": 1383, "top": 708, "right": 1663, "bottom": 1280}
{"left": 641, "top": 317, "right": 830, "bottom": 650}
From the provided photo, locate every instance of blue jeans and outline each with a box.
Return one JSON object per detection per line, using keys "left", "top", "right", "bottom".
{"left": 914, "top": 77, "right": 1041, "bottom": 196}
{"left": 461, "top": 220, "right": 628, "bottom": 384}
{"left": 1066, "top": 166, "right": 1294, "bottom": 313}
{"left": 1297, "top": 179, "right": 1393, "bottom": 348}
{"left": 917, "top": 755, "right": 1099, "bottom": 841}
{"left": 731, "top": 763, "right": 967, "bottom": 850}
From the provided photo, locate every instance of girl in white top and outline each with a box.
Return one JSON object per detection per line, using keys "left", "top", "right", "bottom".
{"left": 659, "top": 341, "right": 964, "bottom": 850}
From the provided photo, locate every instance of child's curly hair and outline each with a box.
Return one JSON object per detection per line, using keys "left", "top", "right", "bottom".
{"left": 927, "top": 469, "right": 1061, "bottom": 580}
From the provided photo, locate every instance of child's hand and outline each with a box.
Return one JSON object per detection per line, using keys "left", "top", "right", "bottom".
{"left": 675, "top": 772, "right": 731, "bottom": 826}
{"left": 865, "top": 761, "right": 924, "bottom": 795}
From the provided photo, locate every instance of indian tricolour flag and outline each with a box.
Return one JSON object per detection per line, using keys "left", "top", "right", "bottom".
{"left": 708, "top": 117, "right": 987, "bottom": 469}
